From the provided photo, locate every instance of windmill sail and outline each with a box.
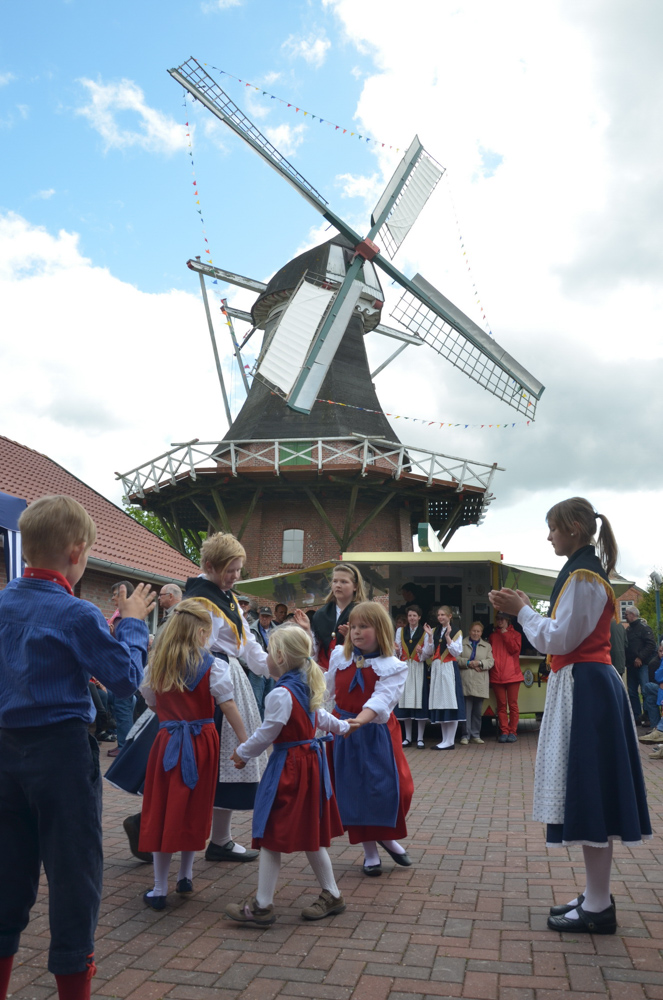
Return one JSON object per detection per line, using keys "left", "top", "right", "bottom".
{"left": 256, "top": 276, "right": 337, "bottom": 395}
{"left": 391, "top": 274, "right": 543, "bottom": 416}
{"left": 371, "top": 138, "right": 445, "bottom": 259}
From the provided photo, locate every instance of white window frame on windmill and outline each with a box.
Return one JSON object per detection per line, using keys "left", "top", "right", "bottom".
{"left": 282, "top": 528, "right": 305, "bottom": 565}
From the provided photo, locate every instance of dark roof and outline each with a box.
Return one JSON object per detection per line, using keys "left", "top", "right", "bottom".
{"left": 0, "top": 435, "right": 199, "bottom": 582}
{"left": 223, "top": 311, "right": 398, "bottom": 441}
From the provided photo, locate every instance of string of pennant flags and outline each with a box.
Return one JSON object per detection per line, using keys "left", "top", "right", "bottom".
{"left": 314, "top": 397, "right": 532, "bottom": 429}
{"left": 266, "top": 391, "right": 530, "bottom": 429}
{"left": 203, "top": 63, "right": 404, "bottom": 151}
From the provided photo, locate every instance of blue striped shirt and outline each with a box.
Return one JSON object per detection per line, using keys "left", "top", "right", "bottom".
{"left": 0, "top": 577, "right": 148, "bottom": 728}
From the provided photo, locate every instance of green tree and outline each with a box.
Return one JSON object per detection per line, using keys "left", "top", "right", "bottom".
{"left": 122, "top": 500, "right": 202, "bottom": 565}
{"left": 637, "top": 577, "right": 662, "bottom": 638}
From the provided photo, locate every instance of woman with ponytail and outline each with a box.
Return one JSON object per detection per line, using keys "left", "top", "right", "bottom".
{"left": 225, "top": 627, "right": 351, "bottom": 925}
{"left": 490, "top": 497, "right": 651, "bottom": 936}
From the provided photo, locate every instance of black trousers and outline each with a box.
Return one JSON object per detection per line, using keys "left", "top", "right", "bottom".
{"left": 0, "top": 720, "right": 102, "bottom": 974}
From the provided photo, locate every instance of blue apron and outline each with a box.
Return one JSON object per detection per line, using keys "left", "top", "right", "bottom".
{"left": 332, "top": 660, "right": 400, "bottom": 827}
{"left": 252, "top": 669, "right": 334, "bottom": 839}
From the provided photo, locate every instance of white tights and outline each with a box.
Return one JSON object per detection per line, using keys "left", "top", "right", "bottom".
{"left": 402, "top": 720, "right": 426, "bottom": 742}
{"left": 149, "top": 851, "right": 195, "bottom": 897}
{"left": 255, "top": 848, "right": 340, "bottom": 908}
{"left": 565, "top": 842, "right": 614, "bottom": 917}
{"left": 210, "top": 807, "right": 247, "bottom": 854}
{"left": 436, "top": 721, "right": 457, "bottom": 749}
{"left": 362, "top": 839, "right": 406, "bottom": 865}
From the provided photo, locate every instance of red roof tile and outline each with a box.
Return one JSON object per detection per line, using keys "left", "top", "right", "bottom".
{"left": 0, "top": 435, "right": 199, "bottom": 583}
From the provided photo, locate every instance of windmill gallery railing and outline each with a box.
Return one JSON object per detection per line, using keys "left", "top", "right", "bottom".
{"left": 117, "top": 436, "right": 503, "bottom": 500}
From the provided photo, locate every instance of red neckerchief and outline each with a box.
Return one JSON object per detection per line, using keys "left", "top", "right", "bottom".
{"left": 23, "top": 567, "right": 74, "bottom": 596}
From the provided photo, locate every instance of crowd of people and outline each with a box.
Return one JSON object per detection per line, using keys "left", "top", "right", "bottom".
{"left": 0, "top": 493, "right": 656, "bottom": 1000}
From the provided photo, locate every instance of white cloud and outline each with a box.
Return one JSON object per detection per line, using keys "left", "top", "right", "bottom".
{"left": 33, "top": 188, "right": 56, "bottom": 200}
{"left": 264, "top": 122, "right": 306, "bottom": 157}
{"left": 16, "top": 104, "right": 29, "bottom": 119}
{"left": 201, "top": 0, "right": 242, "bottom": 9}
{"left": 336, "top": 171, "right": 382, "bottom": 202}
{"left": 76, "top": 78, "right": 188, "bottom": 154}
{"left": 282, "top": 34, "right": 331, "bottom": 68}
{"left": 0, "top": 72, "right": 15, "bottom": 87}
{"left": 0, "top": 212, "right": 236, "bottom": 502}
{"left": 319, "top": 0, "right": 663, "bottom": 586}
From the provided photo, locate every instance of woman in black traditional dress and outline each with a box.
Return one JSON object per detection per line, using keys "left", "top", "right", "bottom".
{"left": 490, "top": 497, "right": 651, "bottom": 935}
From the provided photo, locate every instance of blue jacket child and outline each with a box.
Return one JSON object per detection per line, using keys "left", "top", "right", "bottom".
{"left": 0, "top": 496, "right": 154, "bottom": 1000}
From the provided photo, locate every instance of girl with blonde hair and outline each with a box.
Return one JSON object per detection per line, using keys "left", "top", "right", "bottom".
{"left": 225, "top": 627, "right": 351, "bottom": 925}
{"left": 326, "top": 602, "right": 415, "bottom": 876}
{"left": 138, "top": 599, "right": 245, "bottom": 909}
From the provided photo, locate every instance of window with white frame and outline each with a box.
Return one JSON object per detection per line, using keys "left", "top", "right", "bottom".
{"left": 620, "top": 600, "right": 635, "bottom": 621}
{"left": 282, "top": 528, "right": 304, "bottom": 564}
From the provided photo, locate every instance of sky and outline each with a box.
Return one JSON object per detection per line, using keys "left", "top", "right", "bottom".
{"left": 2, "top": 0, "right": 662, "bottom": 586}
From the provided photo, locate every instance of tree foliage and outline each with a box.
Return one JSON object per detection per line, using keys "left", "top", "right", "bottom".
{"left": 122, "top": 501, "right": 202, "bottom": 565}
{"left": 637, "top": 579, "right": 662, "bottom": 638}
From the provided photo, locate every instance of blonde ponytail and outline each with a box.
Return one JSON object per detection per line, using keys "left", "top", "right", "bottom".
{"left": 268, "top": 626, "right": 327, "bottom": 710}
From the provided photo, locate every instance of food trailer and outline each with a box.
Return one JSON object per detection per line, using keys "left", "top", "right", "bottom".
{"left": 240, "top": 550, "right": 634, "bottom": 716}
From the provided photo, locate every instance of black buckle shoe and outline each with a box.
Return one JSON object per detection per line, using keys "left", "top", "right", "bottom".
{"left": 377, "top": 841, "right": 413, "bottom": 866}
{"left": 204, "top": 839, "right": 259, "bottom": 863}
{"left": 547, "top": 903, "right": 616, "bottom": 935}
{"left": 362, "top": 862, "right": 382, "bottom": 877}
{"left": 549, "top": 892, "right": 615, "bottom": 916}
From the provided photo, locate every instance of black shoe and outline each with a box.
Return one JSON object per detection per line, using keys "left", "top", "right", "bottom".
{"left": 143, "top": 891, "right": 167, "bottom": 911}
{"left": 416, "top": 740, "right": 425, "bottom": 749}
{"left": 204, "top": 839, "right": 259, "bottom": 863}
{"left": 362, "top": 862, "right": 382, "bottom": 877}
{"left": 377, "top": 841, "right": 413, "bottom": 866}
{"left": 549, "top": 893, "right": 615, "bottom": 916}
{"left": 176, "top": 878, "right": 193, "bottom": 894}
{"left": 547, "top": 903, "right": 616, "bottom": 935}
{"left": 431, "top": 743, "right": 455, "bottom": 751}
{"left": 402, "top": 739, "right": 412, "bottom": 747}
{"left": 123, "top": 814, "right": 153, "bottom": 864}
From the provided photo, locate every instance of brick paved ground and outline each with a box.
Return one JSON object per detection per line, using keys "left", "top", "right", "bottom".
{"left": 8, "top": 721, "right": 663, "bottom": 1000}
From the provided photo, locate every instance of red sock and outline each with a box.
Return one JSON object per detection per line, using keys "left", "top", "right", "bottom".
{"left": 54, "top": 956, "right": 96, "bottom": 1000}
{"left": 0, "top": 955, "right": 14, "bottom": 1000}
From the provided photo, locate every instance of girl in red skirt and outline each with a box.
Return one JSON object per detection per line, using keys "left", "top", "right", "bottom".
{"left": 139, "top": 599, "right": 245, "bottom": 910}
{"left": 225, "top": 627, "right": 353, "bottom": 925}
{"left": 327, "top": 602, "right": 414, "bottom": 876}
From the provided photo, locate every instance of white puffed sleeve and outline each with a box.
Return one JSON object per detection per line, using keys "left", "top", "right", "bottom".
{"left": 236, "top": 686, "right": 292, "bottom": 761}
{"left": 209, "top": 657, "right": 235, "bottom": 704}
{"left": 447, "top": 632, "right": 464, "bottom": 658}
{"left": 518, "top": 575, "right": 608, "bottom": 655}
{"left": 316, "top": 708, "right": 350, "bottom": 735}
{"left": 140, "top": 676, "right": 156, "bottom": 708}
{"left": 422, "top": 631, "right": 435, "bottom": 658}
{"left": 363, "top": 656, "right": 409, "bottom": 724}
{"left": 395, "top": 627, "right": 404, "bottom": 657}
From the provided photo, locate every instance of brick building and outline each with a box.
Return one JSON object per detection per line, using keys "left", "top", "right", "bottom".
{"left": 0, "top": 435, "right": 199, "bottom": 622}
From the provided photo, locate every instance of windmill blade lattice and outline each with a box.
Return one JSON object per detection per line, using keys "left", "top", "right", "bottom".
{"left": 391, "top": 274, "right": 541, "bottom": 417}
{"left": 371, "top": 139, "right": 445, "bottom": 260}
{"left": 170, "top": 58, "right": 330, "bottom": 215}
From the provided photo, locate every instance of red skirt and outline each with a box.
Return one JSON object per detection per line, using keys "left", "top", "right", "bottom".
{"left": 252, "top": 743, "right": 344, "bottom": 853}
{"left": 139, "top": 723, "right": 219, "bottom": 853}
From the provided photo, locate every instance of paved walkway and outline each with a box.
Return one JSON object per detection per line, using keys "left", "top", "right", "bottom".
{"left": 9, "top": 722, "right": 663, "bottom": 1000}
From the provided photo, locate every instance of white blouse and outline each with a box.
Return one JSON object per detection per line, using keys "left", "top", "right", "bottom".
{"left": 518, "top": 575, "right": 609, "bottom": 655}
{"left": 141, "top": 657, "right": 234, "bottom": 708}
{"left": 422, "top": 630, "right": 463, "bottom": 660}
{"left": 326, "top": 647, "right": 408, "bottom": 725}
{"left": 236, "top": 686, "right": 350, "bottom": 761}
{"left": 194, "top": 580, "right": 269, "bottom": 678}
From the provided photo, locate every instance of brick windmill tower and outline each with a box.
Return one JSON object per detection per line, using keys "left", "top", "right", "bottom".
{"left": 119, "top": 59, "right": 544, "bottom": 579}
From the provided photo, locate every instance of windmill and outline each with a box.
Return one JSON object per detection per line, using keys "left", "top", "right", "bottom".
{"left": 118, "top": 58, "right": 544, "bottom": 579}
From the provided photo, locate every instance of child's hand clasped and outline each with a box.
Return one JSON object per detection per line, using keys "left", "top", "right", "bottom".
{"left": 231, "top": 749, "right": 246, "bottom": 769}
{"left": 344, "top": 719, "right": 362, "bottom": 737}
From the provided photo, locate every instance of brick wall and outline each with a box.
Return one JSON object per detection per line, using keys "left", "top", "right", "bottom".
{"left": 218, "top": 492, "right": 414, "bottom": 578}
